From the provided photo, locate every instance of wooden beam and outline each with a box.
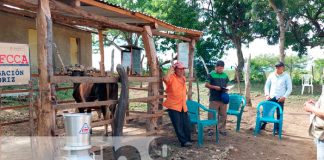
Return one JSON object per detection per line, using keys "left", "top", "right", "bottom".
{"left": 129, "top": 95, "right": 166, "bottom": 103}
{"left": 56, "top": 0, "right": 80, "bottom": 7}
{"left": 50, "top": 0, "right": 144, "bottom": 33}
{"left": 53, "top": 100, "right": 118, "bottom": 110}
{"left": 142, "top": 26, "right": 159, "bottom": 131}
{"left": 50, "top": 76, "right": 118, "bottom": 83}
{"left": 152, "top": 30, "right": 191, "bottom": 42}
{"left": 79, "top": 0, "right": 202, "bottom": 37}
{"left": 98, "top": 30, "right": 105, "bottom": 76}
{"left": 187, "top": 40, "right": 196, "bottom": 100}
{"left": 128, "top": 76, "right": 159, "bottom": 83}
{"left": 0, "top": 105, "right": 29, "bottom": 111}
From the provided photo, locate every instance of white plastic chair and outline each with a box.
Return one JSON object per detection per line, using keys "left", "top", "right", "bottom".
{"left": 301, "top": 74, "right": 313, "bottom": 95}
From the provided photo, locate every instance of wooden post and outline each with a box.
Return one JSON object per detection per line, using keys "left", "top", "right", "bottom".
{"left": 35, "top": 0, "right": 54, "bottom": 159}
{"left": 29, "top": 81, "right": 35, "bottom": 136}
{"left": 245, "top": 54, "right": 252, "bottom": 106}
{"left": 142, "top": 26, "right": 159, "bottom": 131}
{"left": 36, "top": 0, "right": 54, "bottom": 136}
{"left": 98, "top": 30, "right": 105, "bottom": 76}
{"left": 188, "top": 40, "right": 196, "bottom": 100}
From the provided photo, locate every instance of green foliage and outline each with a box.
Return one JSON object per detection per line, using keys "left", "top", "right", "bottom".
{"left": 250, "top": 55, "right": 277, "bottom": 82}
{"left": 250, "top": 0, "right": 324, "bottom": 57}
{"left": 250, "top": 54, "right": 309, "bottom": 84}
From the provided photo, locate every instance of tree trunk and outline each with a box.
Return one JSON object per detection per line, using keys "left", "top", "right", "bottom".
{"left": 269, "top": 0, "right": 286, "bottom": 62}
{"left": 112, "top": 65, "right": 128, "bottom": 136}
{"left": 232, "top": 37, "right": 244, "bottom": 81}
{"left": 245, "top": 54, "right": 252, "bottom": 106}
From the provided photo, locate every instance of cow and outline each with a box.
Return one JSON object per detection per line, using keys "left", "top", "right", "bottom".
{"left": 71, "top": 69, "right": 118, "bottom": 135}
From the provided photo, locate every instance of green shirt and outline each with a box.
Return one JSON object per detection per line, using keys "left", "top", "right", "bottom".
{"left": 207, "top": 71, "right": 229, "bottom": 101}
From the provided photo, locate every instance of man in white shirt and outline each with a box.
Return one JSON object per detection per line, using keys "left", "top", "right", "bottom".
{"left": 262, "top": 62, "right": 292, "bottom": 131}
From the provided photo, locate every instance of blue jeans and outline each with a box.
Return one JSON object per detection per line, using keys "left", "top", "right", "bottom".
{"left": 168, "top": 109, "right": 191, "bottom": 146}
{"left": 315, "top": 139, "right": 324, "bottom": 160}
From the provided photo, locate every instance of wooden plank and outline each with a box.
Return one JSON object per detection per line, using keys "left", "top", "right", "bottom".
{"left": 50, "top": 76, "right": 118, "bottom": 83}
{"left": 126, "top": 112, "right": 164, "bottom": 121}
{"left": 0, "top": 89, "right": 32, "bottom": 94}
{"left": 129, "top": 95, "right": 166, "bottom": 103}
{"left": 53, "top": 100, "right": 118, "bottom": 110}
{"left": 128, "top": 76, "right": 159, "bottom": 82}
{"left": 128, "top": 87, "right": 148, "bottom": 91}
{"left": 92, "top": 119, "right": 113, "bottom": 127}
{"left": 0, "top": 105, "right": 29, "bottom": 111}
{"left": 56, "top": 87, "right": 74, "bottom": 91}
{"left": 57, "top": 100, "right": 76, "bottom": 104}
{"left": 0, "top": 119, "right": 30, "bottom": 126}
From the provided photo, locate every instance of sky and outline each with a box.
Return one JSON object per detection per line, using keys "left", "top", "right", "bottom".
{"left": 222, "top": 39, "right": 324, "bottom": 70}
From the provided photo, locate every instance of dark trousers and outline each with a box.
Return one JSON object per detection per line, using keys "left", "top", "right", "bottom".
{"left": 168, "top": 109, "right": 191, "bottom": 146}
{"left": 262, "top": 97, "right": 284, "bottom": 131}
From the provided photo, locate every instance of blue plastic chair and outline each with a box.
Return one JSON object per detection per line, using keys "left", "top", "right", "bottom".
{"left": 186, "top": 100, "right": 219, "bottom": 146}
{"left": 254, "top": 101, "right": 283, "bottom": 139}
{"left": 227, "top": 94, "right": 246, "bottom": 132}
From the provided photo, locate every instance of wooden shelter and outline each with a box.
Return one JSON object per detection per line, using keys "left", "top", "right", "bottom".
{"left": 0, "top": 0, "right": 202, "bottom": 137}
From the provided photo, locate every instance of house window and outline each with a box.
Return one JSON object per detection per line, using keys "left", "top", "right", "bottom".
{"left": 28, "top": 29, "right": 37, "bottom": 67}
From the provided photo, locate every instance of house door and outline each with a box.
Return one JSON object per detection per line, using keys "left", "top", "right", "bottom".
{"left": 70, "top": 37, "right": 80, "bottom": 65}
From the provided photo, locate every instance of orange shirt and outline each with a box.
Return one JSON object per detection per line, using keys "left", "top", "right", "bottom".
{"left": 163, "top": 74, "right": 187, "bottom": 112}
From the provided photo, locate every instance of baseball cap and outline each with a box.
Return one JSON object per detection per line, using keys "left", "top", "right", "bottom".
{"left": 173, "top": 62, "right": 186, "bottom": 69}
{"left": 216, "top": 60, "right": 225, "bottom": 67}
{"left": 275, "top": 62, "right": 285, "bottom": 68}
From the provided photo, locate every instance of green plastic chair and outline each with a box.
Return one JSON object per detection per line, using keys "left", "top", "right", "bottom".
{"left": 186, "top": 100, "right": 219, "bottom": 146}
{"left": 227, "top": 94, "right": 247, "bottom": 132}
{"left": 254, "top": 101, "right": 283, "bottom": 140}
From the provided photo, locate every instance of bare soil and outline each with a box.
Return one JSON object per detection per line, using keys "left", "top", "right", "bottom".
{"left": 0, "top": 85, "right": 318, "bottom": 160}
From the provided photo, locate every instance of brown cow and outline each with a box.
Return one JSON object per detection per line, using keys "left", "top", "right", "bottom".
{"left": 71, "top": 70, "right": 118, "bottom": 135}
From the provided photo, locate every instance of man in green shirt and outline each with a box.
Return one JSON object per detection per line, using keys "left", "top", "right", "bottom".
{"left": 205, "top": 60, "right": 229, "bottom": 136}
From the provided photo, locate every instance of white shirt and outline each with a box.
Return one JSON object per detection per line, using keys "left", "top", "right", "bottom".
{"left": 264, "top": 72, "right": 292, "bottom": 99}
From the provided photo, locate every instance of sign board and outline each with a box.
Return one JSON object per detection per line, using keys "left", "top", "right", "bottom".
{"left": 0, "top": 43, "right": 30, "bottom": 86}
{"left": 177, "top": 42, "right": 189, "bottom": 68}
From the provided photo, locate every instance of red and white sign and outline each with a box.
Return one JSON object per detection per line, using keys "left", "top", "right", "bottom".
{"left": 79, "top": 123, "right": 90, "bottom": 134}
{"left": 0, "top": 43, "right": 30, "bottom": 86}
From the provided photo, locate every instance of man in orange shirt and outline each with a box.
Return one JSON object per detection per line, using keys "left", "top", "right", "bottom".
{"left": 163, "top": 62, "right": 192, "bottom": 147}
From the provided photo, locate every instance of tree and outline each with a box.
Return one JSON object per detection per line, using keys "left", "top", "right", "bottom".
{"left": 253, "top": 0, "right": 323, "bottom": 60}
{"left": 287, "top": 0, "right": 324, "bottom": 56}
{"left": 203, "top": 0, "right": 266, "bottom": 80}
{"left": 268, "top": 0, "right": 290, "bottom": 62}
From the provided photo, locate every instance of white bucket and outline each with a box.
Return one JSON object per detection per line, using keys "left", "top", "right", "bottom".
{"left": 63, "top": 113, "right": 92, "bottom": 150}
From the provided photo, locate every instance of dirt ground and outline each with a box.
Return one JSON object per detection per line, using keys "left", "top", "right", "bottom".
{"left": 0, "top": 84, "right": 319, "bottom": 160}
{"left": 160, "top": 94, "right": 317, "bottom": 160}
